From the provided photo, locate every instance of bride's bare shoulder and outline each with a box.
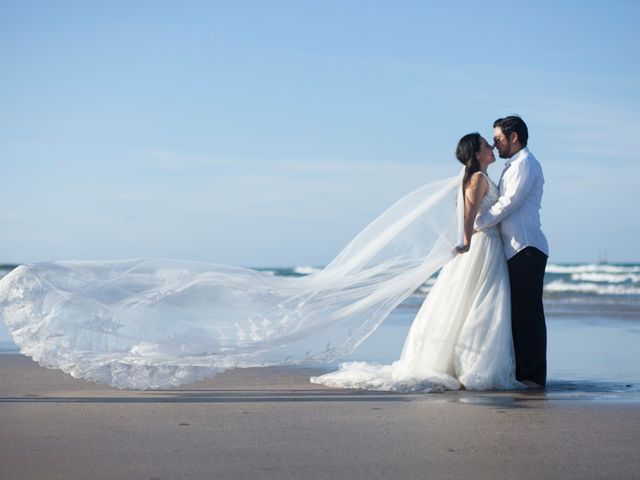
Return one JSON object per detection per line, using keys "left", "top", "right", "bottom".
{"left": 468, "top": 171, "right": 489, "bottom": 187}
{"left": 465, "top": 172, "right": 489, "bottom": 198}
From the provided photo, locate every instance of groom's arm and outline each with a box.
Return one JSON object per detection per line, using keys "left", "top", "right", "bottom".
{"left": 474, "top": 159, "right": 537, "bottom": 230}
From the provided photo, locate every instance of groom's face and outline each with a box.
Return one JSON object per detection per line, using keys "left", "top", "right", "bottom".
{"left": 493, "top": 127, "right": 514, "bottom": 159}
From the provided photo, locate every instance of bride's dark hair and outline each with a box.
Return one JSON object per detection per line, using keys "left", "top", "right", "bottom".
{"left": 456, "top": 132, "right": 482, "bottom": 187}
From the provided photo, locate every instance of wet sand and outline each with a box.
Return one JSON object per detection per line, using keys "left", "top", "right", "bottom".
{"left": 1, "top": 354, "right": 639, "bottom": 480}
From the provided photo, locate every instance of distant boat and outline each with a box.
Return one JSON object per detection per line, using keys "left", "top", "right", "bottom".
{"left": 597, "top": 249, "right": 608, "bottom": 264}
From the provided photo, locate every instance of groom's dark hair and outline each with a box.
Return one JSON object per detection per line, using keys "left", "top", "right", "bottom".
{"left": 494, "top": 115, "right": 528, "bottom": 147}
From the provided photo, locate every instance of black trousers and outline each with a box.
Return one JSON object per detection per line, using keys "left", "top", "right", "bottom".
{"left": 507, "top": 246, "right": 548, "bottom": 386}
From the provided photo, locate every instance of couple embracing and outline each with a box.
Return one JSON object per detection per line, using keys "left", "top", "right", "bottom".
{"left": 313, "top": 115, "right": 548, "bottom": 391}
{"left": 0, "top": 115, "right": 548, "bottom": 392}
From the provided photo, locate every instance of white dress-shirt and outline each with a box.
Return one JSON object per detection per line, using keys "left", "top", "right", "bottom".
{"left": 474, "top": 147, "right": 549, "bottom": 260}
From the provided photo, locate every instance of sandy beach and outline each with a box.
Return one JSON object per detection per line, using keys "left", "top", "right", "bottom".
{"left": 1, "top": 355, "right": 639, "bottom": 480}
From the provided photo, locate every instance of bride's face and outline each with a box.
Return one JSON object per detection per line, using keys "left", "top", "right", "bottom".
{"left": 476, "top": 137, "right": 496, "bottom": 169}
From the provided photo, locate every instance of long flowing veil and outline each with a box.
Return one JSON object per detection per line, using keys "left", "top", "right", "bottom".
{"left": 0, "top": 169, "right": 465, "bottom": 389}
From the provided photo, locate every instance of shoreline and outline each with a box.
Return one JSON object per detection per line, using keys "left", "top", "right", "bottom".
{"left": 1, "top": 352, "right": 639, "bottom": 401}
{"left": 2, "top": 307, "right": 640, "bottom": 396}
{"left": 1, "top": 355, "right": 639, "bottom": 479}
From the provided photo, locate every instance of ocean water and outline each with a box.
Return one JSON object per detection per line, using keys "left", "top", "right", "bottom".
{"left": 259, "top": 262, "right": 640, "bottom": 319}
{"left": 1, "top": 262, "right": 639, "bottom": 391}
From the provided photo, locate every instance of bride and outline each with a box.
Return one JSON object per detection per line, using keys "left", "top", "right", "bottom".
{"left": 311, "top": 133, "right": 522, "bottom": 392}
{"left": 0, "top": 134, "right": 520, "bottom": 391}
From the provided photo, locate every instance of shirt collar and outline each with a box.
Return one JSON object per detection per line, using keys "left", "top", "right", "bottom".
{"left": 505, "top": 146, "right": 529, "bottom": 166}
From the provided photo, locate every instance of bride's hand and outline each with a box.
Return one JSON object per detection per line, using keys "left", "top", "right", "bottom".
{"left": 455, "top": 244, "right": 470, "bottom": 254}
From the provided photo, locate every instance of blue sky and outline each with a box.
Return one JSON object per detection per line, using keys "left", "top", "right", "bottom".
{"left": 1, "top": 1, "right": 639, "bottom": 266}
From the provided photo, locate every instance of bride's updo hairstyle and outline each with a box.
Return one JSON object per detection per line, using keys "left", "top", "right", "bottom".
{"left": 456, "top": 132, "right": 482, "bottom": 188}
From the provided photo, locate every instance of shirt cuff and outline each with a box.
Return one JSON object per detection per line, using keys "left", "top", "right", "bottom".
{"left": 474, "top": 214, "right": 487, "bottom": 231}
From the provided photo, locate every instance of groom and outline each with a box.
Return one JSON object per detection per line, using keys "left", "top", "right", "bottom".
{"left": 474, "top": 115, "right": 549, "bottom": 388}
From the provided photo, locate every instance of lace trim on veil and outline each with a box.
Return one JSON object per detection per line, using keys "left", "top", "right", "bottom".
{"left": 0, "top": 169, "right": 465, "bottom": 389}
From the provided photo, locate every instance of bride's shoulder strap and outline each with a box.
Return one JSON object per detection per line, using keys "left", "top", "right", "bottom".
{"left": 466, "top": 171, "right": 489, "bottom": 197}
{"left": 469, "top": 171, "right": 489, "bottom": 185}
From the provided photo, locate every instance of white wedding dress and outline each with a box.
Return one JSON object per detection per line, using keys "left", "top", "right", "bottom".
{"left": 311, "top": 173, "right": 522, "bottom": 392}
{"left": 0, "top": 169, "right": 518, "bottom": 391}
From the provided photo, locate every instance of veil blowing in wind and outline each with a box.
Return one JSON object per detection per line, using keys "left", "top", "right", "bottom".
{"left": 0, "top": 170, "right": 464, "bottom": 389}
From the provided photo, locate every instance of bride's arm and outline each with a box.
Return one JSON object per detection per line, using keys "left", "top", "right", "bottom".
{"left": 456, "top": 173, "right": 488, "bottom": 253}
